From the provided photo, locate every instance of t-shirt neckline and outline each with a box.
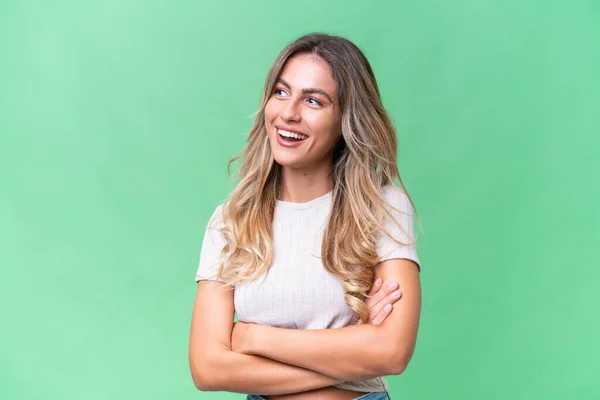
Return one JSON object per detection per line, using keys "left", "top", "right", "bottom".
{"left": 276, "top": 190, "right": 333, "bottom": 210}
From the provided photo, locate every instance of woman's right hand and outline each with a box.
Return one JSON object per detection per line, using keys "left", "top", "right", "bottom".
{"left": 359, "top": 278, "right": 402, "bottom": 326}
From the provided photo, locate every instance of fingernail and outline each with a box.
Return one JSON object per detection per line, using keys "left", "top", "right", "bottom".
{"left": 392, "top": 290, "right": 400, "bottom": 297}
{"left": 375, "top": 278, "right": 382, "bottom": 286}
{"left": 384, "top": 304, "right": 392, "bottom": 311}
{"left": 388, "top": 282, "right": 398, "bottom": 289}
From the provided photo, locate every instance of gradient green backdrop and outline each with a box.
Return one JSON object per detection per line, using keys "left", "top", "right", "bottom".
{"left": 1, "top": 1, "right": 598, "bottom": 399}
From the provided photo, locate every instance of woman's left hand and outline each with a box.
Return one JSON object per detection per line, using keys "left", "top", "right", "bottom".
{"left": 231, "top": 321, "right": 255, "bottom": 354}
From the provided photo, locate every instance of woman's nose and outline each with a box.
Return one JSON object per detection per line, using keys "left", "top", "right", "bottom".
{"left": 281, "top": 99, "right": 301, "bottom": 122}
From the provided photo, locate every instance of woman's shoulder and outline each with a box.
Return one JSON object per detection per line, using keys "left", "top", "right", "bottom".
{"left": 206, "top": 203, "right": 226, "bottom": 229}
{"left": 381, "top": 183, "right": 411, "bottom": 207}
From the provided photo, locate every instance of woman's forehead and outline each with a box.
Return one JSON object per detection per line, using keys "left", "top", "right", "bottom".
{"left": 278, "top": 54, "right": 337, "bottom": 95}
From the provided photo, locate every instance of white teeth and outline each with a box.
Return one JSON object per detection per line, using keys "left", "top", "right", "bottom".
{"left": 278, "top": 129, "right": 308, "bottom": 140}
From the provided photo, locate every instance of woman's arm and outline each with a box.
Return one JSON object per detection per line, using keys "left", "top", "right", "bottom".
{"left": 199, "top": 348, "right": 346, "bottom": 394}
{"left": 233, "top": 322, "right": 383, "bottom": 382}
{"left": 236, "top": 259, "right": 422, "bottom": 381}
{"left": 190, "top": 273, "right": 401, "bottom": 393}
{"left": 190, "top": 280, "right": 345, "bottom": 395}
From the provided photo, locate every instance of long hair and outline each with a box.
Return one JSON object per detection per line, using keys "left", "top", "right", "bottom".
{"left": 213, "top": 33, "right": 420, "bottom": 323}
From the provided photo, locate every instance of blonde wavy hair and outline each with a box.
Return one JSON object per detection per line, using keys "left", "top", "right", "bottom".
{"left": 213, "top": 33, "right": 420, "bottom": 323}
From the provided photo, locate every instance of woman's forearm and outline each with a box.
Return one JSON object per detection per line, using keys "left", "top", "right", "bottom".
{"left": 246, "top": 324, "right": 391, "bottom": 381}
{"left": 202, "top": 348, "right": 344, "bottom": 395}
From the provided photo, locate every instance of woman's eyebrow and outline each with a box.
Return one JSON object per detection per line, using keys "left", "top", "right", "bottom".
{"left": 276, "top": 78, "right": 334, "bottom": 103}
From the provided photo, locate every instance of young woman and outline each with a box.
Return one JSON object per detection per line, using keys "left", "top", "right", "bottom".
{"left": 189, "top": 33, "right": 422, "bottom": 400}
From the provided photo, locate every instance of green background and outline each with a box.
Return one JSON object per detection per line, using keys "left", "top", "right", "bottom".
{"left": 1, "top": 1, "right": 598, "bottom": 399}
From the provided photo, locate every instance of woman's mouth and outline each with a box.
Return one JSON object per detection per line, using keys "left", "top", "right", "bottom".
{"left": 278, "top": 128, "right": 308, "bottom": 141}
{"left": 276, "top": 128, "right": 308, "bottom": 148}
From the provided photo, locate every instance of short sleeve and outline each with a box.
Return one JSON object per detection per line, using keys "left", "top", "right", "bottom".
{"left": 375, "top": 185, "right": 421, "bottom": 272}
{"left": 195, "top": 205, "right": 228, "bottom": 283}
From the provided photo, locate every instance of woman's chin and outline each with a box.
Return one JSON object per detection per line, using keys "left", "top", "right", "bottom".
{"left": 274, "top": 158, "right": 304, "bottom": 169}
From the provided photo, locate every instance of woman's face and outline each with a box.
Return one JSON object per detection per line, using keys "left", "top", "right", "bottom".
{"left": 264, "top": 53, "right": 342, "bottom": 170}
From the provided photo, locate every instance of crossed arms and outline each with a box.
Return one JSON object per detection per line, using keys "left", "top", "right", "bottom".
{"left": 188, "top": 258, "right": 421, "bottom": 395}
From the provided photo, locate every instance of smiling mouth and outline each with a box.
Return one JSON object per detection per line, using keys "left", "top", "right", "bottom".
{"left": 277, "top": 128, "right": 308, "bottom": 142}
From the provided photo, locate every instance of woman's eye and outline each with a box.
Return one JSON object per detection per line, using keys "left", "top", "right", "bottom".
{"left": 274, "top": 88, "right": 288, "bottom": 97}
{"left": 307, "top": 98, "right": 323, "bottom": 106}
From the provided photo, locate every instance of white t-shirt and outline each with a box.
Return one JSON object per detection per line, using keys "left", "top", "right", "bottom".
{"left": 195, "top": 184, "right": 421, "bottom": 393}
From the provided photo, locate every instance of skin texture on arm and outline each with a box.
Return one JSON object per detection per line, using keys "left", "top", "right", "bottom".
{"left": 189, "top": 280, "right": 346, "bottom": 395}
{"left": 233, "top": 258, "right": 422, "bottom": 381}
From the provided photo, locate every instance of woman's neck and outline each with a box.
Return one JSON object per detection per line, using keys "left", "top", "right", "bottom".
{"left": 279, "top": 164, "right": 333, "bottom": 203}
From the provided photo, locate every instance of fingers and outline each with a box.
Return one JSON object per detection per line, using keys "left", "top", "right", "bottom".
{"left": 367, "top": 280, "right": 400, "bottom": 309}
{"left": 368, "top": 286, "right": 402, "bottom": 325}
{"left": 359, "top": 279, "right": 402, "bottom": 325}
{"left": 367, "top": 278, "right": 383, "bottom": 296}
{"left": 371, "top": 303, "right": 393, "bottom": 325}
